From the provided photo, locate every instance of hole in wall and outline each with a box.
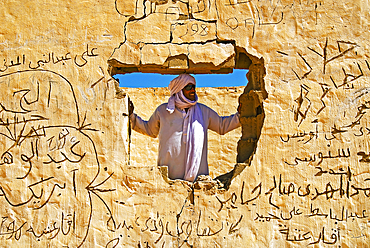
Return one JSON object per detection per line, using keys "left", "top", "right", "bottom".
{"left": 113, "top": 69, "right": 248, "bottom": 88}
{"left": 114, "top": 71, "right": 246, "bottom": 183}
{"left": 108, "top": 45, "right": 267, "bottom": 190}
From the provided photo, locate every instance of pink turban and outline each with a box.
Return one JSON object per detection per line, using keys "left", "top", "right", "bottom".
{"left": 167, "top": 74, "right": 197, "bottom": 113}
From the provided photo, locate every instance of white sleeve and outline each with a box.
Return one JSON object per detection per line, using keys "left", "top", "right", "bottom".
{"left": 207, "top": 108, "right": 241, "bottom": 135}
{"left": 129, "top": 108, "right": 160, "bottom": 138}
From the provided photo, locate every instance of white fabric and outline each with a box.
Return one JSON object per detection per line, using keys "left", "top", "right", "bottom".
{"left": 183, "top": 103, "right": 204, "bottom": 181}
{"left": 174, "top": 91, "right": 197, "bottom": 110}
{"left": 130, "top": 103, "right": 241, "bottom": 181}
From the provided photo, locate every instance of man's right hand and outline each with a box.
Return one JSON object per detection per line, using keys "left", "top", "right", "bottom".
{"left": 128, "top": 98, "right": 134, "bottom": 116}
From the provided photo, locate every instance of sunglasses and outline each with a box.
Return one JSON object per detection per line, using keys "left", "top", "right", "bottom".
{"left": 184, "top": 84, "right": 195, "bottom": 90}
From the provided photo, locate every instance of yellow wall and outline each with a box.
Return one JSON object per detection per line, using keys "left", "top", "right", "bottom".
{"left": 0, "top": 0, "right": 369, "bottom": 247}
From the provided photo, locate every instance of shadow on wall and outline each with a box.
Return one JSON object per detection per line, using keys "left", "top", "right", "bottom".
{"left": 109, "top": 46, "right": 268, "bottom": 190}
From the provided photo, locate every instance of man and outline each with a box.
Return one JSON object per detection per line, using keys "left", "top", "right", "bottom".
{"left": 129, "top": 74, "right": 240, "bottom": 182}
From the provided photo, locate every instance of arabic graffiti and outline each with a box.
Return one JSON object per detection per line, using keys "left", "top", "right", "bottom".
{"left": 0, "top": 211, "right": 76, "bottom": 241}
{"left": 1, "top": 2, "right": 369, "bottom": 246}
{"left": 256, "top": 36, "right": 370, "bottom": 246}
{"left": 0, "top": 69, "right": 114, "bottom": 246}
{"left": 277, "top": 38, "right": 370, "bottom": 177}
{"left": 278, "top": 225, "right": 341, "bottom": 245}
{"left": 279, "top": 38, "right": 366, "bottom": 128}
{"left": 211, "top": 165, "right": 370, "bottom": 245}
{"left": 91, "top": 158, "right": 370, "bottom": 247}
{"left": 104, "top": 206, "right": 243, "bottom": 247}
{"left": 282, "top": 148, "right": 351, "bottom": 166}
{"left": 0, "top": 44, "right": 98, "bottom": 74}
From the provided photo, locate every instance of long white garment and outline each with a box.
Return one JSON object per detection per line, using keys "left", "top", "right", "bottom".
{"left": 167, "top": 90, "right": 204, "bottom": 181}
{"left": 183, "top": 103, "right": 204, "bottom": 181}
{"left": 130, "top": 103, "right": 241, "bottom": 181}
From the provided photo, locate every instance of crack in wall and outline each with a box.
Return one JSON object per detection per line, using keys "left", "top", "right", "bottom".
{"left": 176, "top": 189, "right": 192, "bottom": 247}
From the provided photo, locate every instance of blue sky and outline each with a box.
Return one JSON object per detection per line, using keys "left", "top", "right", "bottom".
{"left": 114, "top": 69, "right": 248, "bottom": 88}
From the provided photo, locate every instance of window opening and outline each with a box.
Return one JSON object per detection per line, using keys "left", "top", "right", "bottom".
{"left": 113, "top": 69, "right": 249, "bottom": 88}
{"left": 110, "top": 47, "right": 267, "bottom": 190}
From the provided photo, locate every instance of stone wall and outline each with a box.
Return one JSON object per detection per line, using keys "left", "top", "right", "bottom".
{"left": 0, "top": 0, "right": 369, "bottom": 247}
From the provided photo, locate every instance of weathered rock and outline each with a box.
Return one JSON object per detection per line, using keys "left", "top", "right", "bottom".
{"left": 141, "top": 44, "right": 170, "bottom": 65}
{"left": 109, "top": 41, "right": 141, "bottom": 66}
{"left": 1, "top": 0, "right": 370, "bottom": 247}
{"left": 188, "top": 42, "right": 235, "bottom": 66}
{"left": 126, "top": 14, "right": 172, "bottom": 44}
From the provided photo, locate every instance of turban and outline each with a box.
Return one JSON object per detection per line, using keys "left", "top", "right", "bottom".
{"left": 168, "top": 74, "right": 196, "bottom": 95}
{"left": 167, "top": 74, "right": 197, "bottom": 113}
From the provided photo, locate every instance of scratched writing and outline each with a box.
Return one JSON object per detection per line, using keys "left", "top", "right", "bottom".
{"left": 106, "top": 209, "right": 243, "bottom": 247}
{"left": 0, "top": 0, "right": 368, "bottom": 247}
{"left": 276, "top": 39, "right": 370, "bottom": 166}
{"left": 116, "top": 0, "right": 214, "bottom": 20}
{"left": 292, "top": 84, "right": 311, "bottom": 126}
{"left": 307, "top": 39, "right": 359, "bottom": 75}
{"left": 221, "top": 0, "right": 284, "bottom": 25}
{"left": 218, "top": 0, "right": 290, "bottom": 39}
{"left": 119, "top": 0, "right": 291, "bottom": 43}
{"left": 99, "top": 161, "right": 370, "bottom": 247}
{"left": 255, "top": 204, "right": 368, "bottom": 223}
{"left": 171, "top": 20, "right": 216, "bottom": 43}
{"left": 0, "top": 70, "right": 114, "bottom": 246}
{"left": 212, "top": 165, "right": 370, "bottom": 246}
{"left": 0, "top": 212, "right": 75, "bottom": 241}
{"left": 216, "top": 167, "right": 370, "bottom": 211}
{"left": 279, "top": 225, "right": 341, "bottom": 245}
{"left": 283, "top": 148, "right": 351, "bottom": 166}
{"left": 276, "top": 40, "right": 370, "bottom": 248}
{"left": 281, "top": 110, "right": 370, "bottom": 146}
{"left": 215, "top": 166, "right": 370, "bottom": 209}
{"left": 0, "top": 44, "right": 98, "bottom": 74}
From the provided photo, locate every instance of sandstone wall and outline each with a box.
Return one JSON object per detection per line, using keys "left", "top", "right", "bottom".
{"left": 0, "top": 0, "right": 369, "bottom": 247}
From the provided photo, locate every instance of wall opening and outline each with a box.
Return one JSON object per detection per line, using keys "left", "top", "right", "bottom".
{"left": 113, "top": 69, "right": 248, "bottom": 88}
{"left": 108, "top": 46, "right": 267, "bottom": 190}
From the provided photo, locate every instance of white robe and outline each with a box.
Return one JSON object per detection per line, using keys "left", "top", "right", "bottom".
{"left": 130, "top": 103, "right": 240, "bottom": 180}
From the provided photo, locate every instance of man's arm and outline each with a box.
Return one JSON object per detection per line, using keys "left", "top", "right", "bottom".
{"left": 207, "top": 106, "right": 241, "bottom": 135}
{"left": 129, "top": 99, "right": 160, "bottom": 138}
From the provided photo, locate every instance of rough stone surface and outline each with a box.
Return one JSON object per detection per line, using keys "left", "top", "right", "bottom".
{"left": 126, "top": 14, "right": 172, "bottom": 44}
{"left": 109, "top": 42, "right": 141, "bottom": 66}
{"left": 0, "top": 0, "right": 370, "bottom": 247}
{"left": 188, "top": 43, "right": 235, "bottom": 66}
{"left": 141, "top": 44, "right": 170, "bottom": 65}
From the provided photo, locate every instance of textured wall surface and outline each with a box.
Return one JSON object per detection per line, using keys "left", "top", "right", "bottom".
{"left": 0, "top": 0, "right": 370, "bottom": 247}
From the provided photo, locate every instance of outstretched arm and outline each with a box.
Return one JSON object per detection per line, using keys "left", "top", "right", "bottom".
{"left": 207, "top": 107, "right": 241, "bottom": 135}
{"left": 129, "top": 99, "right": 160, "bottom": 138}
